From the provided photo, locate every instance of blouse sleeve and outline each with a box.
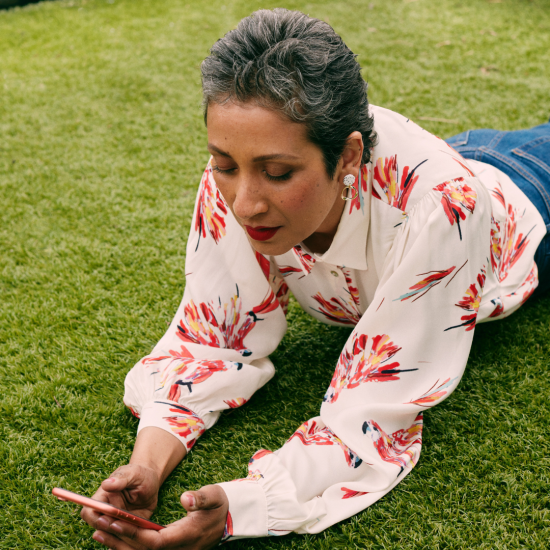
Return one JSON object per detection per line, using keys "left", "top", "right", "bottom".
{"left": 217, "top": 176, "right": 492, "bottom": 540}
{"left": 123, "top": 162, "right": 287, "bottom": 452}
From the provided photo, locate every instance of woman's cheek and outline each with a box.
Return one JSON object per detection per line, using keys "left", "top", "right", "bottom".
{"left": 214, "top": 179, "right": 235, "bottom": 210}
{"left": 280, "top": 181, "right": 317, "bottom": 212}
{"left": 280, "top": 181, "right": 328, "bottom": 227}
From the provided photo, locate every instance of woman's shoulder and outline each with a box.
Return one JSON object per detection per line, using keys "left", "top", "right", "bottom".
{"left": 368, "top": 105, "right": 478, "bottom": 214}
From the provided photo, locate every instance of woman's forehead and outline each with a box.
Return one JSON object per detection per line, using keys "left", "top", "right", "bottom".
{"left": 206, "top": 102, "right": 316, "bottom": 160}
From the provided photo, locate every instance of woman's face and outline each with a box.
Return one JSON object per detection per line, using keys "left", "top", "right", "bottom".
{"left": 206, "top": 101, "right": 358, "bottom": 256}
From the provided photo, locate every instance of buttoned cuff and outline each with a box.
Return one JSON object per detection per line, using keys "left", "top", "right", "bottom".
{"left": 217, "top": 480, "right": 268, "bottom": 540}
{"left": 137, "top": 400, "right": 205, "bottom": 451}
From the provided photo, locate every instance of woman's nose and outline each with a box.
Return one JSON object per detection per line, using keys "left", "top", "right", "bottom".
{"left": 232, "top": 177, "right": 268, "bottom": 221}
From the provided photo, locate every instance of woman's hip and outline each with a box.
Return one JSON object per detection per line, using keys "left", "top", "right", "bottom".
{"left": 445, "top": 119, "right": 550, "bottom": 297}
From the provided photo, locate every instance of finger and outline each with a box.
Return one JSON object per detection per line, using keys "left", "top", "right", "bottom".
{"left": 181, "top": 485, "right": 225, "bottom": 512}
{"left": 80, "top": 505, "right": 102, "bottom": 526}
{"left": 104, "top": 516, "right": 200, "bottom": 549}
{"left": 101, "top": 469, "right": 137, "bottom": 493}
{"left": 95, "top": 515, "right": 164, "bottom": 548}
{"left": 92, "top": 529, "right": 147, "bottom": 550}
{"left": 96, "top": 516, "right": 141, "bottom": 541}
{"left": 85, "top": 511, "right": 123, "bottom": 532}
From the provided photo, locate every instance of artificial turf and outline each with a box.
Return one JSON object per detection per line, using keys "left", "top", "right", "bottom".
{"left": 1, "top": 0, "right": 549, "bottom": 547}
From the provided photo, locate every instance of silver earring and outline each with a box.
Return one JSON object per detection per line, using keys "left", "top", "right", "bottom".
{"left": 341, "top": 174, "right": 358, "bottom": 201}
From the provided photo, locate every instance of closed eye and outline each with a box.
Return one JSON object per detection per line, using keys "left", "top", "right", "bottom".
{"left": 212, "top": 165, "right": 236, "bottom": 175}
{"left": 264, "top": 170, "right": 292, "bottom": 182}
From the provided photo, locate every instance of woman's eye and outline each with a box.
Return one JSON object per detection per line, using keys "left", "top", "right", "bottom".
{"left": 264, "top": 170, "right": 292, "bottom": 182}
{"left": 212, "top": 165, "right": 236, "bottom": 175}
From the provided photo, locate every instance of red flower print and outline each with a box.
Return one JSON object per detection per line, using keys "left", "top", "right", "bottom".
{"left": 407, "top": 377, "right": 458, "bottom": 407}
{"left": 351, "top": 334, "right": 411, "bottom": 385}
{"left": 342, "top": 268, "right": 361, "bottom": 307}
{"left": 362, "top": 413, "right": 423, "bottom": 475}
{"left": 274, "top": 279, "right": 290, "bottom": 315}
{"left": 348, "top": 165, "right": 369, "bottom": 214}
{"left": 292, "top": 244, "right": 316, "bottom": 275}
{"left": 520, "top": 264, "right": 538, "bottom": 305}
{"left": 279, "top": 265, "right": 303, "bottom": 277}
{"left": 288, "top": 419, "right": 364, "bottom": 468}
{"left": 341, "top": 487, "right": 369, "bottom": 499}
{"left": 224, "top": 397, "right": 248, "bottom": 409}
{"left": 395, "top": 264, "right": 462, "bottom": 302}
{"left": 325, "top": 333, "right": 416, "bottom": 403}
{"left": 498, "top": 204, "right": 534, "bottom": 282}
{"left": 452, "top": 157, "right": 475, "bottom": 177}
{"left": 244, "top": 469, "right": 264, "bottom": 482}
{"left": 255, "top": 251, "right": 270, "bottom": 280}
{"left": 248, "top": 449, "right": 273, "bottom": 465}
{"left": 195, "top": 165, "right": 228, "bottom": 251}
{"left": 489, "top": 264, "right": 537, "bottom": 318}
{"left": 221, "top": 511, "right": 233, "bottom": 542}
{"left": 437, "top": 138, "right": 474, "bottom": 178}
{"left": 445, "top": 266, "right": 486, "bottom": 332}
{"left": 127, "top": 406, "right": 140, "bottom": 419}
{"left": 161, "top": 403, "right": 205, "bottom": 450}
{"left": 176, "top": 288, "right": 279, "bottom": 356}
{"left": 311, "top": 293, "right": 361, "bottom": 325}
{"left": 162, "top": 358, "right": 237, "bottom": 396}
{"left": 434, "top": 177, "right": 477, "bottom": 240}
{"left": 169, "top": 346, "right": 194, "bottom": 359}
{"left": 142, "top": 354, "right": 170, "bottom": 365}
{"left": 372, "top": 155, "right": 427, "bottom": 211}
{"left": 491, "top": 185, "right": 506, "bottom": 208}
{"left": 490, "top": 216, "right": 502, "bottom": 275}
{"left": 488, "top": 297, "right": 504, "bottom": 318}
{"left": 489, "top": 182, "right": 534, "bottom": 282}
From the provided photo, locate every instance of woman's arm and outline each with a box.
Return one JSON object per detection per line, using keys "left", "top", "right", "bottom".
{"left": 130, "top": 427, "right": 188, "bottom": 484}
{"left": 81, "top": 162, "right": 287, "bottom": 547}
{"left": 213, "top": 176, "right": 493, "bottom": 539}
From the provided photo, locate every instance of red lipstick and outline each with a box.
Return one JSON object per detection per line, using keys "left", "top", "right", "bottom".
{"left": 244, "top": 225, "right": 281, "bottom": 241}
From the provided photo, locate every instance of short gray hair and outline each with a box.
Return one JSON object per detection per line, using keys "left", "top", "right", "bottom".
{"left": 201, "top": 8, "right": 376, "bottom": 178}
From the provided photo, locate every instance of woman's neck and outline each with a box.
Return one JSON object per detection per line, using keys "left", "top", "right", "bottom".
{"left": 302, "top": 196, "right": 346, "bottom": 254}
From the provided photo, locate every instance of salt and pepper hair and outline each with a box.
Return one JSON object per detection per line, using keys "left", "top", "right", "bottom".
{"left": 201, "top": 8, "right": 376, "bottom": 178}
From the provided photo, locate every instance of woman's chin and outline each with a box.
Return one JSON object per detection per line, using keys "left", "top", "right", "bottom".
{"left": 248, "top": 236, "right": 296, "bottom": 257}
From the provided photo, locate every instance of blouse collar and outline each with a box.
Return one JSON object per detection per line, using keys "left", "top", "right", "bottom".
{"left": 292, "top": 165, "right": 371, "bottom": 273}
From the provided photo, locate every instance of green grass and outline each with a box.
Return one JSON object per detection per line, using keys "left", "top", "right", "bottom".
{"left": 1, "top": 0, "right": 550, "bottom": 547}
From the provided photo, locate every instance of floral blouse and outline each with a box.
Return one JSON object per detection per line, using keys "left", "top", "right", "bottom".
{"left": 123, "top": 105, "right": 546, "bottom": 540}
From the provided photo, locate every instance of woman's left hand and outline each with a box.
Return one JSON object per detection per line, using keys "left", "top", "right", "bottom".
{"left": 91, "top": 484, "right": 229, "bottom": 550}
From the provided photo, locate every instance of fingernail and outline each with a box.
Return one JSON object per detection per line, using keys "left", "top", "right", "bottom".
{"left": 187, "top": 493, "right": 196, "bottom": 508}
{"left": 106, "top": 477, "right": 116, "bottom": 483}
{"left": 93, "top": 532, "right": 105, "bottom": 543}
{"left": 111, "top": 522, "right": 122, "bottom": 533}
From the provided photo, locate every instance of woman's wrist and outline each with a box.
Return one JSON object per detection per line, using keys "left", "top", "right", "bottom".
{"left": 130, "top": 426, "right": 188, "bottom": 485}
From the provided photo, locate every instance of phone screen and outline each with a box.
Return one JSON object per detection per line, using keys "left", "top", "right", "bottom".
{"left": 52, "top": 487, "right": 165, "bottom": 531}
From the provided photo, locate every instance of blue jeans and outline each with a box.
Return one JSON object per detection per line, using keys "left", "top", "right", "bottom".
{"left": 445, "top": 120, "right": 550, "bottom": 298}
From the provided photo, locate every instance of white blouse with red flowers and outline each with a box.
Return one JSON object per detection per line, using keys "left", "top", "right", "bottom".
{"left": 123, "top": 105, "right": 546, "bottom": 540}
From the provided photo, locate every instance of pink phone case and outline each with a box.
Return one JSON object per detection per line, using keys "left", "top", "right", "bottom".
{"left": 52, "top": 487, "right": 165, "bottom": 531}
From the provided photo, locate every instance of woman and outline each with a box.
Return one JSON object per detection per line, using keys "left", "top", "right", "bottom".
{"left": 81, "top": 8, "right": 550, "bottom": 549}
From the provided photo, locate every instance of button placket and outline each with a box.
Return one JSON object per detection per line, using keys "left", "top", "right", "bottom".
{"left": 326, "top": 265, "right": 344, "bottom": 294}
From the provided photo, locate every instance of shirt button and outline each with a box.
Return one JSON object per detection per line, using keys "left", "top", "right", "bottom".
{"left": 330, "top": 270, "right": 339, "bottom": 277}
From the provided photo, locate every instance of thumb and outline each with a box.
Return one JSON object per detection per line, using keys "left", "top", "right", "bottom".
{"left": 100, "top": 467, "right": 137, "bottom": 493}
{"left": 181, "top": 485, "right": 224, "bottom": 512}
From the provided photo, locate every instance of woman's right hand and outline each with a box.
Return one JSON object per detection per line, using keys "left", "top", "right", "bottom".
{"left": 80, "top": 463, "right": 160, "bottom": 527}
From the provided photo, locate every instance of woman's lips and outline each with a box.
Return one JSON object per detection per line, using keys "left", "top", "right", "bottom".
{"left": 244, "top": 225, "right": 282, "bottom": 241}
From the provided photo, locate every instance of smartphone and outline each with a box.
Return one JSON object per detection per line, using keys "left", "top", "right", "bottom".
{"left": 52, "top": 487, "right": 165, "bottom": 531}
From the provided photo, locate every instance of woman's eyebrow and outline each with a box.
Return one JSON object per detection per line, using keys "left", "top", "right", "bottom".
{"left": 207, "top": 144, "right": 232, "bottom": 157}
{"left": 252, "top": 153, "right": 300, "bottom": 162}
{"left": 207, "top": 144, "right": 300, "bottom": 163}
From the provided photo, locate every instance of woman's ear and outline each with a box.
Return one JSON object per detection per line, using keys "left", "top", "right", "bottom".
{"left": 340, "top": 131, "right": 364, "bottom": 180}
